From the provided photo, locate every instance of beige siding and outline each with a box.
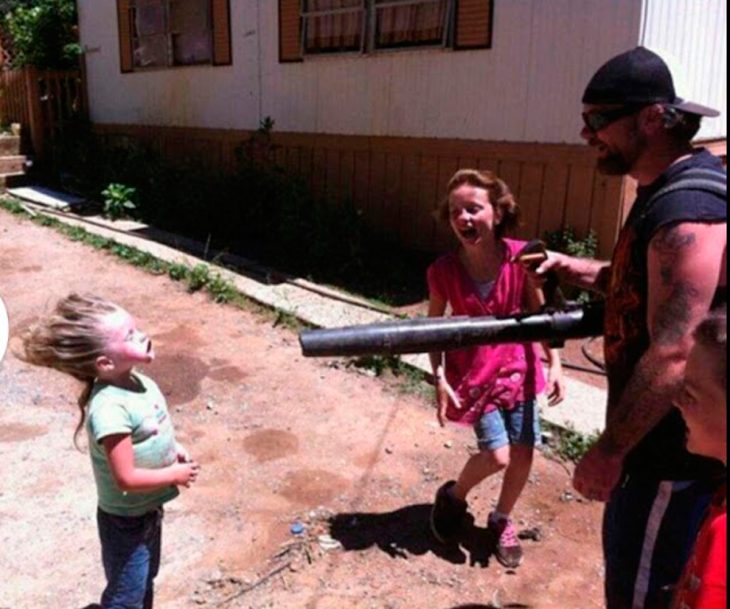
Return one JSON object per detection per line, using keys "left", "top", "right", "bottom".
{"left": 80, "top": 0, "right": 643, "bottom": 144}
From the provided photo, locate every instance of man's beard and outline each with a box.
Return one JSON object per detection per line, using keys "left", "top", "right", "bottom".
{"left": 597, "top": 152, "right": 634, "bottom": 175}
{"left": 595, "top": 124, "right": 645, "bottom": 176}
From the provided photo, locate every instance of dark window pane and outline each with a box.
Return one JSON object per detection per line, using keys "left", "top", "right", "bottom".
{"left": 375, "top": 0, "right": 446, "bottom": 48}
{"left": 169, "top": 0, "right": 209, "bottom": 32}
{"left": 306, "top": 0, "right": 362, "bottom": 10}
{"left": 172, "top": 31, "right": 212, "bottom": 65}
{"left": 134, "top": 0, "right": 166, "bottom": 37}
{"left": 133, "top": 34, "right": 168, "bottom": 68}
{"left": 304, "top": 12, "right": 362, "bottom": 53}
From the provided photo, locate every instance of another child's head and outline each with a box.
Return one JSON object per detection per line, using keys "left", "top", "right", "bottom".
{"left": 676, "top": 305, "right": 727, "bottom": 464}
{"left": 22, "top": 294, "right": 155, "bottom": 444}
{"left": 438, "top": 169, "right": 520, "bottom": 245}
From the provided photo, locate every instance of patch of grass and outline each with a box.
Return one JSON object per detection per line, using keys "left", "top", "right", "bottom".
{"left": 0, "top": 197, "right": 250, "bottom": 313}
{"left": 272, "top": 308, "right": 303, "bottom": 330}
{"left": 350, "top": 354, "right": 434, "bottom": 401}
{"left": 543, "top": 421, "right": 600, "bottom": 463}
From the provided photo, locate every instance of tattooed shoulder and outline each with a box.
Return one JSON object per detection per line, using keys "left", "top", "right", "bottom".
{"left": 651, "top": 223, "right": 697, "bottom": 257}
{"left": 649, "top": 224, "right": 701, "bottom": 343}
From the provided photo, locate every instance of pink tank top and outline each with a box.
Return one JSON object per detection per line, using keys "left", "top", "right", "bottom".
{"left": 426, "top": 239, "right": 546, "bottom": 424}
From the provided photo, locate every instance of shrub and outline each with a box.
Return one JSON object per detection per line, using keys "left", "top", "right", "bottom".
{"left": 543, "top": 226, "right": 600, "bottom": 303}
{"left": 4, "top": 0, "right": 81, "bottom": 70}
{"left": 101, "top": 183, "right": 137, "bottom": 221}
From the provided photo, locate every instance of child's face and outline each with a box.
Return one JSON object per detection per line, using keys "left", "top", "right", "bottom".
{"left": 98, "top": 308, "right": 155, "bottom": 376}
{"left": 448, "top": 184, "right": 500, "bottom": 247}
{"left": 675, "top": 342, "right": 726, "bottom": 464}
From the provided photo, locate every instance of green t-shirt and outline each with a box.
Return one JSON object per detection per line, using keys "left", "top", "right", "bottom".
{"left": 87, "top": 372, "right": 179, "bottom": 516}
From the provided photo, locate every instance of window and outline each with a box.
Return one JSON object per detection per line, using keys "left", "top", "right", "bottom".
{"left": 301, "top": 0, "right": 452, "bottom": 55}
{"left": 129, "top": 0, "right": 212, "bottom": 69}
{"left": 373, "top": 0, "right": 449, "bottom": 50}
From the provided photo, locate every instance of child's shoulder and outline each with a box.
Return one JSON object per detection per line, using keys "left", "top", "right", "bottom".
{"left": 428, "top": 251, "right": 458, "bottom": 272}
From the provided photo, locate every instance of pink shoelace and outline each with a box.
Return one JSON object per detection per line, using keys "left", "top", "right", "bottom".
{"left": 491, "top": 517, "right": 519, "bottom": 548}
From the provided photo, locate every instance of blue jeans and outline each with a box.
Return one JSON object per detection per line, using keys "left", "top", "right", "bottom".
{"left": 473, "top": 399, "right": 541, "bottom": 451}
{"left": 603, "top": 476, "right": 714, "bottom": 609}
{"left": 97, "top": 507, "right": 163, "bottom": 609}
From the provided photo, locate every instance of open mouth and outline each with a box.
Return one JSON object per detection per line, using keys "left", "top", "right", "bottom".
{"left": 459, "top": 226, "right": 479, "bottom": 240}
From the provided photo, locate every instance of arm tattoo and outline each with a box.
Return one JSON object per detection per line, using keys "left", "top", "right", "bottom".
{"left": 650, "top": 226, "right": 701, "bottom": 346}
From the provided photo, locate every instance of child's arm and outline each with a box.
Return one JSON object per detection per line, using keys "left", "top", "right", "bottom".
{"left": 428, "top": 290, "right": 462, "bottom": 426}
{"left": 103, "top": 434, "right": 200, "bottom": 493}
{"left": 525, "top": 276, "right": 566, "bottom": 406}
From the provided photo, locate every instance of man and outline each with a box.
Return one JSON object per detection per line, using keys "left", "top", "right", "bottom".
{"left": 534, "top": 47, "right": 727, "bottom": 609}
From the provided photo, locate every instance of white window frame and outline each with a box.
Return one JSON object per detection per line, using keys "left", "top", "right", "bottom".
{"left": 300, "top": 0, "right": 454, "bottom": 56}
{"left": 130, "top": 0, "right": 213, "bottom": 70}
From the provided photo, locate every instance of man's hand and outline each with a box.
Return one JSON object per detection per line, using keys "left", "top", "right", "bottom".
{"left": 573, "top": 441, "right": 624, "bottom": 502}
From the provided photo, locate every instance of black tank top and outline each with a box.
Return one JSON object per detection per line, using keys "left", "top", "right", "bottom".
{"left": 604, "top": 149, "right": 726, "bottom": 480}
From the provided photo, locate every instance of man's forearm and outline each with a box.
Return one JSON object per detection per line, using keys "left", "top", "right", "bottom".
{"left": 599, "top": 349, "right": 681, "bottom": 458}
{"left": 557, "top": 256, "right": 611, "bottom": 294}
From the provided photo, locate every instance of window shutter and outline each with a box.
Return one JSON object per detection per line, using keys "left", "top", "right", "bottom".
{"left": 117, "top": 0, "right": 134, "bottom": 73}
{"left": 211, "top": 0, "right": 232, "bottom": 66}
{"left": 279, "top": 0, "right": 303, "bottom": 63}
{"left": 454, "top": 0, "right": 494, "bottom": 50}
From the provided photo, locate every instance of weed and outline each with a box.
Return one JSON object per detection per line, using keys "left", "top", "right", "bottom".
{"left": 272, "top": 308, "right": 302, "bottom": 330}
{"left": 101, "top": 183, "right": 137, "bottom": 221}
{"left": 186, "top": 264, "right": 211, "bottom": 293}
{"left": 167, "top": 263, "right": 188, "bottom": 281}
{"left": 543, "top": 422, "right": 600, "bottom": 463}
{"left": 206, "top": 273, "right": 238, "bottom": 304}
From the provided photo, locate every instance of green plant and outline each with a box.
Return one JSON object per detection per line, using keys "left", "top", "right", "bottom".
{"left": 101, "top": 183, "right": 137, "bottom": 221}
{"left": 206, "top": 273, "right": 238, "bottom": 304}
{"left": 544, "top": 226, "right": 598, "bottom": 259}
{"left": 186, "top": 264, "right": 211, "bottom": 293}
{"left": 544, "top": 422, "right": 600, "bottom": 463}
{"left": 543, "top": 227, "right": 599, "bottom": 303}
{"left": 167, "top": 263, "right": 188, "bottom": 281}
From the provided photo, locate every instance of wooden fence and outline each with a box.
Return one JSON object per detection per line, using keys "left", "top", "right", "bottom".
{"left": 0, "top": 67, "right": 86, "bottom": 159}
{"left": 0, "top": 69, "right": 28, "bottom": 126}
{"left": 93, "top": 123, "right": 630, "bottom": 258}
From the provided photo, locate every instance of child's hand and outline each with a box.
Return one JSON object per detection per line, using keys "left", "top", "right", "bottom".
{"left": 546, "top": 364, "right": 566, "bottom": 406}
{"left": 435, "top": 376, "right": 462, "bottom": 427}
{"left": 176, "top": 443, "right": 192, "bottom": 463}
{"left": 171, "top": 461, "right": 200, "bottom": 488}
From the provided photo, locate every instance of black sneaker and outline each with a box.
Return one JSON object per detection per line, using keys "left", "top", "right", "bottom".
{"left": 487, "top": 512, "right": 524, "bottom": 569}
{"left": 430, "top": 481, "right": 468, "bottom": 543}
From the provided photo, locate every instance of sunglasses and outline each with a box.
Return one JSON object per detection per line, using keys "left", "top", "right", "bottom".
{"left": 581, "top": 105, "right": 647, "bottom": 132}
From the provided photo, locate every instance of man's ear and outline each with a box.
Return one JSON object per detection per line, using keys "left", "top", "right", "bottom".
{"left": 95, "top": 354, "right": 115, "bottom": 374}
{"left": 640, "top": 103, "right": 666, "bottom": 134}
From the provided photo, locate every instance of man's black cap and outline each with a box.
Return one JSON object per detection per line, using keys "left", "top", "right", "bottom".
{"left": 583, "top": 46, "right": 720, "bottom": 117}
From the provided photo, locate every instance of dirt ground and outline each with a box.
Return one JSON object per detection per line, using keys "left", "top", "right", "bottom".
{"left": 0, "top": 207, "right": 605, "bottom": 609}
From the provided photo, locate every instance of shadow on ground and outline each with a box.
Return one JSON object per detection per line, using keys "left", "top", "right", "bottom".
{"left": 328, "top": 503, "right": 499, "bottom": 568}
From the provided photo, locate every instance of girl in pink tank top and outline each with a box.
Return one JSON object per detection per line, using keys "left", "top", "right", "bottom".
{"left": 428, "top": 169, "right": 565, "bottom": 569}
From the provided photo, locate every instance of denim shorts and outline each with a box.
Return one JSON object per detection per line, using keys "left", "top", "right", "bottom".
{"left": 473, "top": 399, "right": 541, "bottom": 451}
{"left": 97, "top": 506, "right": 163, "bottom": 609}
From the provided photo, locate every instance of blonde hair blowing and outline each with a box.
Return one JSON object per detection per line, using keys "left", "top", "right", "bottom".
{"left": 22, "top": 293, "right": 120, "bottom": 447}
{"left": 438, "top": 169, "right": 521, "bottom": 239}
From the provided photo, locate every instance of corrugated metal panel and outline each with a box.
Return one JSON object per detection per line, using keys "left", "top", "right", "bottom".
{"left": 640, "top": 0, "right": 727, "bottom": 139}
